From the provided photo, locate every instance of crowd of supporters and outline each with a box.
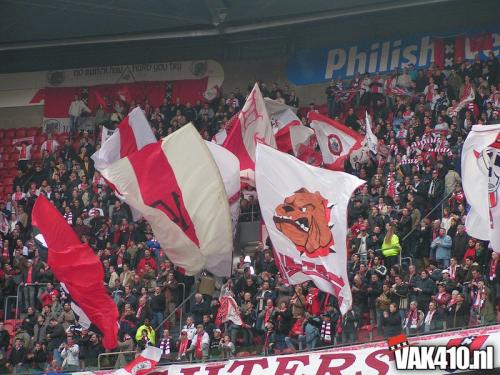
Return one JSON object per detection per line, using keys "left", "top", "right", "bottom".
{"left": 0, "top": 53, "right": 500, "bottom": 373}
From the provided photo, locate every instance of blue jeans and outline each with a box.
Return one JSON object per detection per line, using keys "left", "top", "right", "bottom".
{"left": 327, "top": 97, "right": 336, "bottom": 118}
{"left": 285, "top": 335, "right": 306, "bottom": 350}
{"left": 69, "top": 115, "right": 79, "bottom": 135}
{"left": 151, "top": 311, "right": 164, "bottom": 328}
{"left": 53, "top": 348, "right": 62, "bottom": 365}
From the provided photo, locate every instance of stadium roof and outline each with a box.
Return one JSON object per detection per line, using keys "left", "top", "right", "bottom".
{"left": 0, "top": 0, "right": 499, "bottom": 73}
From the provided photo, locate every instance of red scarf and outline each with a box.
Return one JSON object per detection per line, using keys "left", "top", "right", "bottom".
{"left": 195, "top": 333, "right": 203, "bottom": 359}
{"left": 405, "top": 309, "right": 418, "bottom": 329}
{"left": 178, "top": 339, "right": 189, "bottom": 355}
{"left": 264, "top": 307, "right": 273, "bottom": 325}
{"left": 490, "top": 258, "right": 498, "bottom": 281}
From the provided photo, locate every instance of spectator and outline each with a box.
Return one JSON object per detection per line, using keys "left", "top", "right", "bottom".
{"left": 402, "top": 300, "right": 424, "bottom": 335}
{"left": 59, "top": 333, "right": 79, "bottom": 371}
{"left": 158, "top": 329, "right": 173, "bottom": 363}
{"left": 191, "top": 293, "right": 210, "bottom": 326}
{"left": 186, "top": 325, "right": 210, "bottom": 361}
{"left": 382, "top": 303, "right": 402, "bottom": 338}
{"left": 423, "top": 301, "right": 443, "bottom": 333}
{"left": 431, "top": 228, "right": 453, "bottom": 268}
{"left": 6, "top": 338, "right": 26, "bottom": 373}
{"left": 219, "top": 335, "right": 235, "bottom": 359}
{"left": 381, "top": 224, "right": 401, "bottom": 269}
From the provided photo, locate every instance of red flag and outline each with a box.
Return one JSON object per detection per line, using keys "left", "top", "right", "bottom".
{"left": 32, "top": 195, "right": 119, "bottom": 349}
{"left": 434, "top": 36, "right": 465, "bottom": 68}
{"left": 469, "top": 33, "right": 493, "bottom": 52}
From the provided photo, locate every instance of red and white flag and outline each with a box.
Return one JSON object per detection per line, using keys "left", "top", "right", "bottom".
{"left": 256, "top": 144, "right": 365, "bottom": 313}
{"left": 91, "top": 107, "right": 156, "bottom": 170}
{"left": 223, "top": 83, "right": 276, "bottom": 170}
{"left": 101, "top": 124, "right": 233, "bottom": 276}
{"left": 447, "top": 83, "right": 475, "bottom": 117}
{"left": 265, "top": 98, "right": 301, "bottom": 154}
{"left": 212, "top": 128, "right": 227, "bottom": 145}
{"left": 462, "top": 124, "right": 500, "bottom": 253}
{"left": 290, "top": 125, "right": 323, "bottom": 167}
{"left": 215, "top": 295, "right": 243, "bottom": 326}
{"left": 114, "top": 346, "right": 162, "bottom": 375}
{"left": 309, "top": 112, "right": 363, "bottom": 171}
{"left": 205, "top": 141, "right": 240, "bottom": 276}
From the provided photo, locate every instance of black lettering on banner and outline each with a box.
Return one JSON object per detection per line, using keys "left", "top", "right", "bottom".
{"left": 150, "top": 192, "right": 189, "bottom": 231}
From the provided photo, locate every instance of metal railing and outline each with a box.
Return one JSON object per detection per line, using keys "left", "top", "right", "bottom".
{"left": 98, "top": 350, "right": 137, "bottom": 370}
{"left": 154, "top": 289, "right": 197, "bottom": 333}
{"left": 4, "top": 296, "right": 17, "bottom": 321}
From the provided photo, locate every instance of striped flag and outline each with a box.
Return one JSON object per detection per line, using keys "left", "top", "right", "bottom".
{"left": 309, "top": 112, "right": 363, "bottom": 171}
{"left": 114, "top": 346, "right": 162, "bottom": 375}
{"left": 100, "top": 124, "right": 233, "bottom": 276}
{"left": 91, "top": 107, "right": 156, "bottom": 171}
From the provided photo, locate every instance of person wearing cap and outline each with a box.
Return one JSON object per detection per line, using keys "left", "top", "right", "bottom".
{"left": 209, "top": 329, "right": 222, "bottom": 358}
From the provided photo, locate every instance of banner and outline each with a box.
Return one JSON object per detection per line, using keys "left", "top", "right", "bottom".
{"left": 77, "top": 324, "right": 500, "bottom": 375}
{"left": 42, "top": 79, "right": 207, "bottom": 134}
{"left": 255, "top": 144, "right": 364, "bottom": 314}
{"left": 287, "top": 28, "right": 500, "bottom": 84}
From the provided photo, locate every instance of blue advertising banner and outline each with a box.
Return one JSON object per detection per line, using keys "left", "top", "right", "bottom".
{"left": 287, "top": 27, "right": 500, "bottom": 85}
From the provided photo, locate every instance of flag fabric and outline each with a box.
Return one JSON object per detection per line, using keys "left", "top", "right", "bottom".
{"left": 462, "top": 124, "right": 500, "bottom": 253}
{"left": 205, "top": 141, "right": 240, "bottom": 276}
{"left": 289, "top": 125, "right": 323, "bottom": 166}
{"left": 364, "top": 112, "right": 378, "bottom": 154}
{"left": 212, "top": 128, "right": 227, "bottom": 145}
{"left": 223, "top": 83, "right": 276, "bottom": 170}
{"left": 31, "top": 195, "right": 119, "bottom": 349}
{"left": 101, "top": 126, "right": 116, "bottom": 145}
{"left": 91, "top": 107, "right": 156, "bottom": 171}
{"left": 114, "top": 346, "right": 162, "bottom": 375}
{"left": 33, "top": 227, "right": 48, "bottom": 262}
{"left": 100, "top": 124, "right": 233, "bottom": 276}
{"left": 255, "top": 144, "right": 365, "bottom": 314}
{"left": 309, "top": 112, "right": 363, "bottom": 171}
{"left": 265, "top": 98, "right": 302, "bottom": 154}
{"left": 447, "top": 83, "right": 475, "bottom": 117}
{"left": 215, "top": 295, "right": 243, "bottom": 326}
{"left": 434, "top": 36, "right": 465, "bottom": 69}
{"left": 387, "top": 334, "right": 409, "bottom": 351}
{"left": 469, "top": 33, "right": 494, "bottom": 53}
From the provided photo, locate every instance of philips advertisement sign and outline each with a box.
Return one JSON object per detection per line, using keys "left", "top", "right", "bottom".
{"left": 287, "top": 28, "right": 500, "bottom": 85}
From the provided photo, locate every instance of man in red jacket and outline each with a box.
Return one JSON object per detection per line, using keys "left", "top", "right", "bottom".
{"left": 136, "top": 249, "right": 157, "bottom": 277}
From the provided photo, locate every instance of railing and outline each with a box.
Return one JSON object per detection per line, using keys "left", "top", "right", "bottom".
{"left": 3, "top": 296, "right": 17, "bottom": 321}
{"left": 98, "top": 350, "right": 137, "bottom": 370}
{"left": 15, "top": 282, "right": 59, "bottom": 322}
{"left": 154, "top": 289, "right": 197, "bottom": 333}
{"left": 398, "top": 189, "right": 455, "bottom": 267}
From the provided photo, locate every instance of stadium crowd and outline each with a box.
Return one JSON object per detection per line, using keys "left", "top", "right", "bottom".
{"left": 0, "top": 53, "right": 500, "bottom": 373}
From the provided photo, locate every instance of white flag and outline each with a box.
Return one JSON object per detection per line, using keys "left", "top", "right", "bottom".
{"left": 364, "top": 112, "right": 378, "bottom": 154}
{"left": 256, "top": 144, "right": 365, "bottom": 313}
{"left": 462, "top": 124, "right": 500, "bottom": 252}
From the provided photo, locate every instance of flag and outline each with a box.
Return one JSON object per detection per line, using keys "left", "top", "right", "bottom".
{"left": 205, "top": 141, "right": 240, "bottom": 276}
{"left": 33, "top": 227, "right": 48, "bottom": 262}
{"left": 265, "top": 98, "right": 302, "bottom": 154}
{"left": 255, "top": 144, "right": 365, "bottom": 314}
{"left": 462, "top": 124, "right": 500, "bottom": 253}
{"left": 31, "top": 195, "right": 119, "bottom": 349}
{"left": 387, "top": 334, "right": 409, "bottom": 352}
{"left": 309, "top": 112, "right": 363, "bottom": 171}
{"left": 101, "top": 126, "right": 116, "bottom": 145}
{"left": 223, "top": 83, "right": 276, "bottom": 170}
{"left": 289, "top": 125, "right": 323, "bottom": 166}
{"left": 364, "top": 112, "right": 378, "bottom": 154}
{"left": 215, "top": 295, "right": 243, "bottom": 326}
{"left": 447, "top": 83, "right": 475, "bottom": 117}
{"left": 212, "top": 128, "right": 227, "bottom": 145}
{"left": 91, "top": 107, "right": 156, "bottom": 171}
{"left": 469, "top": 33, "right": 493, "bottom": 53}
{"left": 114, "top": 346, "right": 162, "bottom": 375}
{"left": 100, "top": 124, "right": 233, "bottom": 276}
{"left": 434, "top": 36, "right": 465, "bottom": 68}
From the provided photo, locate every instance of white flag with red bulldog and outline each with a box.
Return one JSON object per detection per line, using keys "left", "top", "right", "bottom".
{"left": 309, "top": 112, "right": 363, "bottom": 170}
{"left": 462, "top": 124, "right": 500, "bottom": 253}
{"left": 223, "top": 83, "right": 276, "bottom": 170}
{"left": 256, "top": 144, "right": 364, "bottom": 314}
{"left": 100, "top": 124, "right": 233, "bottom": 276}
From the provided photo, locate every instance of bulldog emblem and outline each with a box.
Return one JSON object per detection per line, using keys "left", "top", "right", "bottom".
{"left": 273, "top": 188, "right": 334, "bottom": 258}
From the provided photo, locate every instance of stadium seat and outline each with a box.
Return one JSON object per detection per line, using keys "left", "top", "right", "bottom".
{"left": 34, "top": 135, "right": 46, "bottom": 145}
{"left": 5, "top": 129, "right": 15, "bottom": 138}
{"left": 2, "top": 154, "right": 9, "bottom": 161}
{"left": 5, "top": 177, "right": 14, "bottom": 187}
{"left": 15, "top": 128, "right": 27, "bottom": 137}
{"left": 26, "top": 127, "right": 38, "bottom": 137}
